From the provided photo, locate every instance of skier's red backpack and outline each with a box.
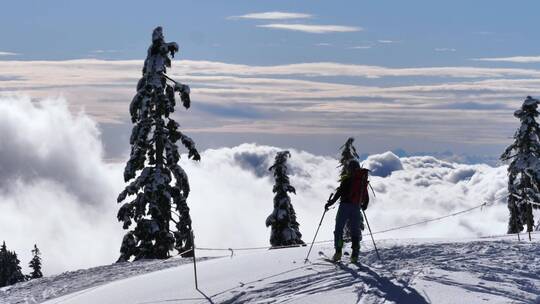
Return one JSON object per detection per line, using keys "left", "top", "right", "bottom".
{"left": 349, "top": 168, "right": 370, "bottom": 209}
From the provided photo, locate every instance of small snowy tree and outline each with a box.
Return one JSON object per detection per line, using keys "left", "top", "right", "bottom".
{"left": 265, "top": 151, "right": 305, "bottom": 247}
{"left": 0, "top": 241, "right": 25, "bottom": 287}
{"left": 28, "top": 244, "right": 43, "bottom": 279}
{"left": 501, "top": 96, "right": 540, "bottom": 234}
{"left": 116, "top": 27, "right": 200, "bottom": 262}
{"left": 339, "top": 137, "right": 360, "bottom": 242}
{"left": 339, "top": 138, "right": 360, "bottom": 179}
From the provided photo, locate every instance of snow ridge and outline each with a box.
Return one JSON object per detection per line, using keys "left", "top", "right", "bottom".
{"left": 2, "top": 238, "right": 538, "bottom": 304}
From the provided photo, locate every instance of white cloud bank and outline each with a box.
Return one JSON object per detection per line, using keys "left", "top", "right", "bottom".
{"left": 257, "top": 23, "right": 362, "bottom": 34}
{"left": 0, "top": 96, "right": 122, "bottom": 275}
{"left": 363, "top": 151, "right": 403, "bottom": 177}
{"left": 0, "top": 96, "right": 510, "bottom": 275}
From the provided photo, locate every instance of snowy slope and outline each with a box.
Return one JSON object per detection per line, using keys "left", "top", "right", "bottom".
{"left": 0, "top": 257, "right": 213, "bottom": 304}
{"left": 2, "top": 236, "right": 539, "bottom": 304}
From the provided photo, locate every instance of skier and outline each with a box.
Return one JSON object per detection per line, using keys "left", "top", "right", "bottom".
{"left": 325, "top": 160, "right": 369, "bottom": 263}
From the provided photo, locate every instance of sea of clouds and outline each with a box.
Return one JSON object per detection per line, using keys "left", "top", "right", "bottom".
{"left": 0, "top": 96, "right": 510, "bottom": 275}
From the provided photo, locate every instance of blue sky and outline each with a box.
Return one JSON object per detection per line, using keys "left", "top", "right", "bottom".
{"left": 1, "top": 0, "right": 540, "bottom": 163}
{"left": 2, "top": 0, "right": 539, "bottom": 66}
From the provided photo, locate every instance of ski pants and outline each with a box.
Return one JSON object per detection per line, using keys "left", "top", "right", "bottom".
{"left": 334, "top": 203, "right": 363, "bottom": 251}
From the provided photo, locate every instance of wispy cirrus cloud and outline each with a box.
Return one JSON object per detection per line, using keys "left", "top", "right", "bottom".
{"left": 349, "top": 45, "right": 372, "bottom": 50}
{"left": 5, "top": 59, "right": 540, "bottom": 85}
{"left": 0, "top": 51, "right": 20, "bottom": 56}
{"left": 90, "top": 50, "right": 120, "bottom": 54}
{"left": 172, "top": 60, "right": 540, "bottom": 79}
{"left": 435, "top": 48, "right": 457, "bottom": 52}
{"left": 257, "top": 23, "right": 362, "bottom": 34}
{"left": 377, "top": 40, "right": 397, "bottom": 44}
{"left": 472, "top": 55, "right": 540, "bottom": 63}
{"left": 228, "top": 11, "right": 312, "bottom": 20}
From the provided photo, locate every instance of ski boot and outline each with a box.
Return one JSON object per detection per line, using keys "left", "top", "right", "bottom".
{"left": 350, "top": 251, "right": 359, "bottom": 264}
{"left": 332, "top": 249, "right": 342, "bottom": 262}
{"left": 351, "top": 239, "right": 360, "bottom": 264}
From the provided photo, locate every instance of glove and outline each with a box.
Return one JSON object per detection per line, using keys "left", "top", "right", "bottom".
{"left": 324, "top": 202, "right": 333, "bottom": 211}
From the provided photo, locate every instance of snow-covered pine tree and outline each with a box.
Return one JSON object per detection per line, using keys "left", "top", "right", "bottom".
{"left": 28, "top": 244, "right": 43, "bottom": 279}
{"left": 265, "top": 151, "right": 305, "bottom": 247}
{"left": 339, "top": 137, "right": 360, "bottom": 242}
{"left": 116, "top": 27, "right": 200, "bottom": 262}
{"left": 0, "top": 241, "right": 8, "bottom": 287}
{"left": 501, "top": 96, "right": 540, "bottom": 234}
{"left": 0, "top": 241, "right": 25, "bottom": 287}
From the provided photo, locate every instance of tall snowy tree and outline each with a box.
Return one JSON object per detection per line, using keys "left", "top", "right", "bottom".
{"left": 501, "top": 96, "right": 540, "bottom": 234}
{"left": 28, "top": 244, "right": 43, "bottom": 279}
{"left": 339, "top": 137, "right": 360, "bottom": 242}
{"left": 116, "top": 27, "right": 200, "bottom": 262}
{"left": 0, "top": 241, "right": 25, "bottom": 287}
{"left": 266, "top": 151, "right": 305, "bottom": 247}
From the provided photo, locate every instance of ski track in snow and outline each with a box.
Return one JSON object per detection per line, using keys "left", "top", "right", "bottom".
{"left": 1, "top": 238, "right": 539, "bottom": 304}
{"left": 0, "top": 257, "right": 212, "bottom": 304}
{"left": 212, "top": 239, "right": 540, "bottom": 304}
{"left": 383, "top": 241, "right": 540, "bottom": 303}
{"left": 217, "top": 261, "right": 427, "bottom": 304}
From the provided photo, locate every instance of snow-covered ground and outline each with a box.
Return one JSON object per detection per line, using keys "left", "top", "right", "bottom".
{"left": 2, "top": 236, "right": 539, "bottom": 304}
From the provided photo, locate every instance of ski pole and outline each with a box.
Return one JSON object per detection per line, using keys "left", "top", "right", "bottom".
{"left": 368, "top": 182, "right": 376, "bottom": 197}
{"left": 361, "top": 209, "right": 382, "bottom": 261}
{"left": 190, "top": 230, "right": 199, "bottom": 290}
{"left": 304, "top": 193, "right": 333, "bottom": 263}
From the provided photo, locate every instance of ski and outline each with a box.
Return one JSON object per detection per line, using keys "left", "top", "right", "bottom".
{"left": 318, "top": 251, "right": 363, "bottom": 267}
{"left": 318, "top": 251, "right": 348, "bottom": 265}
